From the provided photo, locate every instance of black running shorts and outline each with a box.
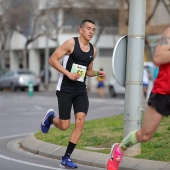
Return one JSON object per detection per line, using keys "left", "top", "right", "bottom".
{"left": 148, "top": 93, "right": 170, "bottom": 117}
{"left": 56, "top": 91, "right": 89, "bottom": 120}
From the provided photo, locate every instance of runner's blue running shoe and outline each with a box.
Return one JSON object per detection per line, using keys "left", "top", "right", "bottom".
{"left": 41, "top": 109, "right": 54, "bottom": 133}
{"left": 59, "top": 156, "right": 77, "bottom": 169}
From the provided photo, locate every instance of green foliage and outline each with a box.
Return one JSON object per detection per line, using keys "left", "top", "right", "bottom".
{"left": 35, "top": 114, "right": 170, "bottom": 162}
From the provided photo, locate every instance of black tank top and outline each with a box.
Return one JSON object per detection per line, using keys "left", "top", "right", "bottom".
{"left": 56, "top": 37, "right": 94, "bottom": 93}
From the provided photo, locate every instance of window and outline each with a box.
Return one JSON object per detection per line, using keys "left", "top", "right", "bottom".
{"left": 99, "top": 48, "right": 113, "bottom": 57}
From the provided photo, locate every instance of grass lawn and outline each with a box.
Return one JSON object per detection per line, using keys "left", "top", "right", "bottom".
{"left": 35, "top": 114, "right": 170, "bottom": 162}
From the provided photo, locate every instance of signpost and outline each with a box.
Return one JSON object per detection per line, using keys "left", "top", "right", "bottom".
{"left": 123, "top": 0, "right": 146, "bottom": 156}
{"left": 112, "top": 35, "right": 127, "bottom": 87}
{"left": 113, "top": 0, "right": 146, "bottom": 156}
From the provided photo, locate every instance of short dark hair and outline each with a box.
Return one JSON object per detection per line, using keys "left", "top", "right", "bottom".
{"left": 80, "top": 19, "right": 95, "bottom": 28}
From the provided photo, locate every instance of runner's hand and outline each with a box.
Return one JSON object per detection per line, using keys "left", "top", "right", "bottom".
{"left": 67, "top": 72, "right": 80, "bottom": 81}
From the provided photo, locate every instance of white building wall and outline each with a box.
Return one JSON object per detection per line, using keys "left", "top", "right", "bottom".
{"left": 92, "top": 56, "right": 113, "bottom": 91}
{"left": 94, "top": 35, "right": 120, "bottom": 48}
{"left": 50, "top": 67, "right": 59, "bottom": 83}
{"left": 10, "top": 31, "right": 26, "bottom": 50}
{"left": 10, "top": 51, "right": 19, "bottom": 70}
{"left": 29, "top": 36, "right": 56, "bottom": 49}
{"left": 29, "top": 49, "right": 40, "bottom": 75}
{"left": 8, "top": 31, "right": 118, "bottom": 89}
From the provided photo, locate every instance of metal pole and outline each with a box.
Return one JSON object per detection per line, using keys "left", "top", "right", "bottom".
{"left": 0, "top": 52, "right": 2, "bottom": 69}
{"left": 123, "top": 0, "right": 146, "bottom": 156}
{"left": 44, "top": 0, "right": 49, "bottom": 90}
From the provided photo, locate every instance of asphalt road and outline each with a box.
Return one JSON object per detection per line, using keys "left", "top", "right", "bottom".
{"left": 0, "top": 91, "right": 124, "bottom": 170}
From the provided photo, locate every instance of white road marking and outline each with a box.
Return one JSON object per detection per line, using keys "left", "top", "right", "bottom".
{"left": 0, "top": 133, "right": 63, "bottom": 170}
{"left": 0, "top": 154, "right": 58, "bottom": 169}
{"left": 34, "top": 105, "right": 44, "bottom": 111}
{"left": 0, "top": 133, "right": 33, "bottom": 140}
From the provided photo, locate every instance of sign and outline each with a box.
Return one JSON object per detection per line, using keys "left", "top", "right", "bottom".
{"left": 112, "top": 35, "right": 127, "bottom": 87}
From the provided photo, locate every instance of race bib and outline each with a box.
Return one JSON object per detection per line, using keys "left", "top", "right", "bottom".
{"left": 71, "top": 63, "right": 87, "bottom": 82}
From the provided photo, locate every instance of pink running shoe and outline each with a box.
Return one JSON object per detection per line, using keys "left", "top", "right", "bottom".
{"left": 106, "top": 143, "right": 123, "bottom": 170}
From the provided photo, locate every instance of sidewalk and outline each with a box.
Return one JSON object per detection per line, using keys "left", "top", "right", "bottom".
{"left": 20, "top": 134, "right": 170, "bottom": 170}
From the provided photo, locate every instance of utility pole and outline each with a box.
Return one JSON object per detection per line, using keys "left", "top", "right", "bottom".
{"left": 44, "top": 0, "right": 49, "bottom": 90}
{"left": 0, "top": 0, "right": 3, "bottom": 69}
{"left": 123, "top": 0, "right": 146, "bottom": 156}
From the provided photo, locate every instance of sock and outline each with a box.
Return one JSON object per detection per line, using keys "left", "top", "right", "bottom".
{"left": 48, "top": 115, "right": 55, "bottom": 124}
{"left": 120, "top": 131, "right": 138, "bottom": 150}
{"left": 64, "top": 141, "right": 76, "bottom": 158}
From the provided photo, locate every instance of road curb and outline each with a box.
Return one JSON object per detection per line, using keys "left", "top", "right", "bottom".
{"left": 20, "top": 134, "right": 108, "bottom": 168}
{"left": 20, "top": 134, "right": 170, "bottom": 170}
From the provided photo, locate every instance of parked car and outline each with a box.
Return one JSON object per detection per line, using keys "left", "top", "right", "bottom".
{"left": 0, "top": 69, "right": 41, "bottom": 91}
{"left": 108, "top": 76, "right": 125, "bottom": 97}
{"left": 0, "top": 68, "right": 6, "bottom": 78}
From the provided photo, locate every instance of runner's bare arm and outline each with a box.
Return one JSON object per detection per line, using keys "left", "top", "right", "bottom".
{"left": 87, "top": 62, "right": 106, "bottom": 77}
{"left": 86, "top": 47, "right": 106, "bottom": 77}
{"left": 49, "top": 39, "right": 79, "bottom": 81}
{"left": 153, "top": 27, "right": 170, "bottom": 66}
{"left": 86, "top": 46, "right": 97, "bottom": 77}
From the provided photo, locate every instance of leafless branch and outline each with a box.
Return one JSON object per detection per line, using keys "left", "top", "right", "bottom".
{"left": 146, "top": 0, "right": 161, "bottom": 24}
{"left": 162, "top": 0, "right": 170, "bottom": 14}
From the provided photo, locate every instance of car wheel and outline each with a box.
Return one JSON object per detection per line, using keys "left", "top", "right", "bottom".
{"left": 109, "top": 86, "right": 117, "bottom": 97}
{"left": 10, "top": 83, "right": 16, "bottom": 91}
{"left": 20, "top": 87, "right": 26, "bottom": 91}
{"left": 0, "top": 85, "right": 3, "bottom": 91}
{"left": 34, "top": 86, "right": 39, "bottom": 92}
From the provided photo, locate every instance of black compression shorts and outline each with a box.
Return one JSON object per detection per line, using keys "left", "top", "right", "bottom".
{"left": 148, "top": 93, "right": 170, "bottom": 117}
{"left": 56, "top": 91, "right": 89, "bottom": 120}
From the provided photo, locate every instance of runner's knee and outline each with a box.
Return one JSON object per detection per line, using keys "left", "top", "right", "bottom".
{"left": 60, "top": 124, "right": 69, "bottom": 130}
{"left": 59, "top": 121, "right": 70, "bottom": 130}
{"left": 75, "top": 116, "right": 85, "bottom": 127}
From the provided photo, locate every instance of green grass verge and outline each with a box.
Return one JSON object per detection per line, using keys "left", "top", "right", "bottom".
{"left": 35, "top": 114, "right": 170, "bottom": 162}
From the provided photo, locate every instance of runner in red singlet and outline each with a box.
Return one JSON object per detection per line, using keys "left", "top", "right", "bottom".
{"left": 107, "top": 27, "right": 170, "bottom": 170}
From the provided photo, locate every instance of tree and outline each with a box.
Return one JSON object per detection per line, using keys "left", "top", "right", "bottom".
{"left": 0, "top": 0, "right": 140, "bottom": 69}
{"left": 0, "top": 0, "right": 43, "bottom": 68}
{"left": 119, "top": 0, "right": 170, "bottom": 60}
{"left": 0, "top": 0, "right": 14, "bottom": 69}
{"left": 39, "top": 0, "right": 120, "bottom": 45}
